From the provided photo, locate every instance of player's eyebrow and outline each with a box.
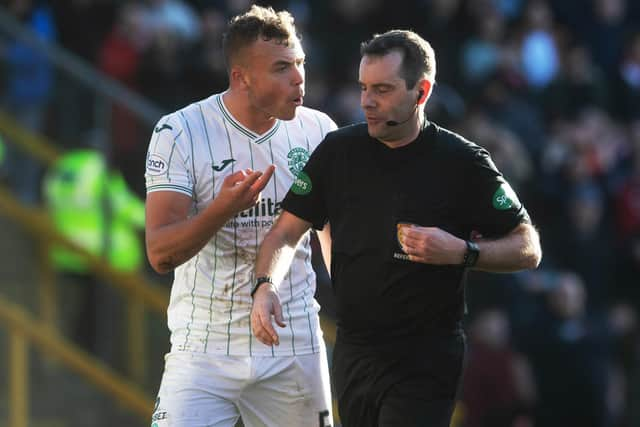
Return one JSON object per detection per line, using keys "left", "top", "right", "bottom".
{"left": 271, "top": 57, "right": 305, "bottom": 70}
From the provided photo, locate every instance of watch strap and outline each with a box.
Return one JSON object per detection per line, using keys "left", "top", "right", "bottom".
{"left": 251, "top": 276, "right": 273, "bottom": 298}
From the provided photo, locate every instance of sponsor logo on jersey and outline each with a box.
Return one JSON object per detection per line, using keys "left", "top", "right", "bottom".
{"left": 154, "top": 123, "right": 173, "bottom": 133}
{"left": 492, "top": 182, "right": 519, "bottom": 210}
{"left": 287, "top": 147, "right": 310, "bottom": 176}
{"left": 229, "top": 197, "right": 282, "bottom": 229}
{"left": 319, "top": 410, "right": 332, "bottom": 427}
{"left": 147, "top": 154, "right": 168, "bottom": 175}
{"left": 236, "top": 197, "right": 282, "bottom": 218}
{"left": 151, "top": 397, "right": 167, "bottom": 425}
{"left": 212, "top": 158, "right": 235, "bottom": 172}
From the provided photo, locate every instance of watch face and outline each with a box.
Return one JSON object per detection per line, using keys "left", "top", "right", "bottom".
{"left": 465, "top": 242, "right": 480, "bottom": 267}
{"left": 467, "top": 252, "right": 478, "bottom": 266}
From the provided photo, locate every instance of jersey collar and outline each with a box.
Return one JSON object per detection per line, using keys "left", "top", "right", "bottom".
{"left": 216, "top": 94, "right": 281, "bottom": 144}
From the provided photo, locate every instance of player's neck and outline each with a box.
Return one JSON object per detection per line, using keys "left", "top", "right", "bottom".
{"left": 222, "top": 90, "right": 276, "bottom": 135}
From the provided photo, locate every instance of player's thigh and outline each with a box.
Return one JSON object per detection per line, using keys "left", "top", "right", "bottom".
{"left": 240, "top": 351, "right": 333, "bottom": 427}
{"left": 152, "top": 352, "right": 245, "bottom": 427}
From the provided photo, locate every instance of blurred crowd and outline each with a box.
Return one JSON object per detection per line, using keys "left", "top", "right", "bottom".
{"left": 2, "top": 0, "right": 640, "bottom": 426}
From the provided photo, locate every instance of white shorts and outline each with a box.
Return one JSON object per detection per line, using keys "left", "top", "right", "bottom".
{"left": 151, "top": 346, "right": 333, "bottom": 427}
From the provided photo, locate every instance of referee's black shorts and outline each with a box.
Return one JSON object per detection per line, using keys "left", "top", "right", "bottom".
{"left": 332, "top": 332, "right": 466, "bottom": 427}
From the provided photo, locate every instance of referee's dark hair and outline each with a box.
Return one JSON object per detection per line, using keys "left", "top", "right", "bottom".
{"left": 222, "top": 5, "right": 299, "bottom": 72}
{"left": 360, "top": 30, "right": 436, "bottom": 89}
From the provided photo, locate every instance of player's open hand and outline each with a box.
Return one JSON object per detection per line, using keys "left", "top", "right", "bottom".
{"left": 398, "top": 225, "right": 466, "bottom": 265}
{"left": 218, "top": 165, "right": 276, "bottom": 214}
{"left": 251, "top": 283, "right": 286, "bottom": 346}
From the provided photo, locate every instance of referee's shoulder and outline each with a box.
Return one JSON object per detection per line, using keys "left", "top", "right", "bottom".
{"left": 324, "top": 122, "right": 368, "bottom": 142}
{"left": 428, "top": 121, "right": 488, "bottom": 159}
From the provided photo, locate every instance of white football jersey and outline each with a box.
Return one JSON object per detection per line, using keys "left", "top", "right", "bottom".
{"left": 145, "top": 93, "right": 337, "bottom": 356}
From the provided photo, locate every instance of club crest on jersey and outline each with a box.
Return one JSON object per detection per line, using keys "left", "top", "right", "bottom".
{"left": 147, "top": 154, "right": 168, "bottom": 176}
{"left": 492, "top": 182, "right": 519, "bottom": 210}
{"left": 287, "top": 147, "right": 310, "bottom": 176}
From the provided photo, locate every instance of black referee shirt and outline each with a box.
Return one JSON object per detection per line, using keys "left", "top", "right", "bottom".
{"left": 282, "top": 121, "right": 529, "bottom": 345}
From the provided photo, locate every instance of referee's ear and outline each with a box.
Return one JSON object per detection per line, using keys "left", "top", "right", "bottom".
{"left": 417, "top": 80, "right": 432, "bottom": 105}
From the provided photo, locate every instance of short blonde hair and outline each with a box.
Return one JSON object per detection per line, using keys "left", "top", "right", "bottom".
{"left": 222, "top": 5, "right": 299, "bottom": 71}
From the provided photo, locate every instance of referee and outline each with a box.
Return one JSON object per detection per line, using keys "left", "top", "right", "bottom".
{"left": 251, "top": 30, "right": 542, "bottom": 427}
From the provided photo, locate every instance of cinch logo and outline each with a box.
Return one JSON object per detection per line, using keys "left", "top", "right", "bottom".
{"left": 147, "top": 154, "right": 168, "bottom": 175}
{"left": 148, "top": 159, "right": 165, "bottom": 169}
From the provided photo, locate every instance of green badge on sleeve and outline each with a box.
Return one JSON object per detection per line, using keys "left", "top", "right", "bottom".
{"left": 291, "top": 171, "right": 312, "bottom": 195}
{"left": 492, "top": 183, "right": 519, "bottom": 210}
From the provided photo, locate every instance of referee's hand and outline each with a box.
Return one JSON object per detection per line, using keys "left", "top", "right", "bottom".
{"left": 251, "top": 283, "right": 286, "bottom": 346}
{"left": 398, "top": 225, "right": 466, "bottom": 265}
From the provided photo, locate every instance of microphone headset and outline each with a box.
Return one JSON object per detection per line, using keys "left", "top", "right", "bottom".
{"left": 386, "top": 89, "right": 424, "bottom": 127}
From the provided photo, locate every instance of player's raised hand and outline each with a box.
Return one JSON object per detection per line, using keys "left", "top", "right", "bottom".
{"left": 398, "top": 225, "right": 466, "bottom": 265}
{"left": 251, "top": 283, "right": 286, "bottom": 346}
{"left": 218, "top": 165, "right": 276, "bottom": 214}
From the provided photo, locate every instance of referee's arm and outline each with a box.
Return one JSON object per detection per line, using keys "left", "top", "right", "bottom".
{"left": 400, "top": 222, "right": 541, "bottom": 273}
{"left": 251, "top": 210, "right": 313, "bottom": 345}
{"left": 468, "top": 222, "right": 542, "bottom": 272}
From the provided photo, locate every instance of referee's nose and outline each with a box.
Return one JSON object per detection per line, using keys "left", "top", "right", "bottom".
{"left": 361, "top": 89, "right": 376, "bottom": 110}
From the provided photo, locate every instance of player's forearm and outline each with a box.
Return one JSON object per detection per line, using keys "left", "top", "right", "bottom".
{"left": 473, "top": 223, "right": 542, "bottom": 273}
{"left": 147, "top": 200, "right": 235, "bottom": 273}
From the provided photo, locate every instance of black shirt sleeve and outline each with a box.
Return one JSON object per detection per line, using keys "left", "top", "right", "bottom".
{"left": 281, "top": 136, "right": 332, "bottom": 230}
{"left": 462, "top": 145, "right": 531, "bottom": 237}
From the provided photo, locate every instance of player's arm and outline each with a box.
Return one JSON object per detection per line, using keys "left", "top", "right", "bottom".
{"left": 251, "top": 210, "right": 312, "bottom": 345}
{"left": 146, "top": 167, "right": 275, "bottom": 274}
{"left": 399, "top": 222, "right": 541, "bottom": 272}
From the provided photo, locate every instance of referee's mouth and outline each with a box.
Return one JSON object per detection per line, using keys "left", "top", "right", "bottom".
{"left": 365, "top": 115, "right": 383, "bottom": 125}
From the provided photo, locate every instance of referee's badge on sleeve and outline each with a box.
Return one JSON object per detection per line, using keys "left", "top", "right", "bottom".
{"left": 492, "top": 182, "right": 520, "bottom": 210}
{"left": 291, "top": 171, "right": 312, "bottom": 195}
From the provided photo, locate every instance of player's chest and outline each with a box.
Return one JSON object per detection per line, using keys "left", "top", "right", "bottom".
{"left": 199, "top": 143, "right": 315, "bottom": 196}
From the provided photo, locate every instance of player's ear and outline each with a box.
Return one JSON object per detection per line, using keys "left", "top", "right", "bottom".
{"left": 230, "top": 66, "right": 250, "bottom": 90}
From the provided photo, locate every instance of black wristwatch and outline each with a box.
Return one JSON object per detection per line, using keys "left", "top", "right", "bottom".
{"left": 251, "top": 276, "right": 273, "bottom": 298}
{"left": 462, "top": 240, "right": 480, "bottom": 268}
